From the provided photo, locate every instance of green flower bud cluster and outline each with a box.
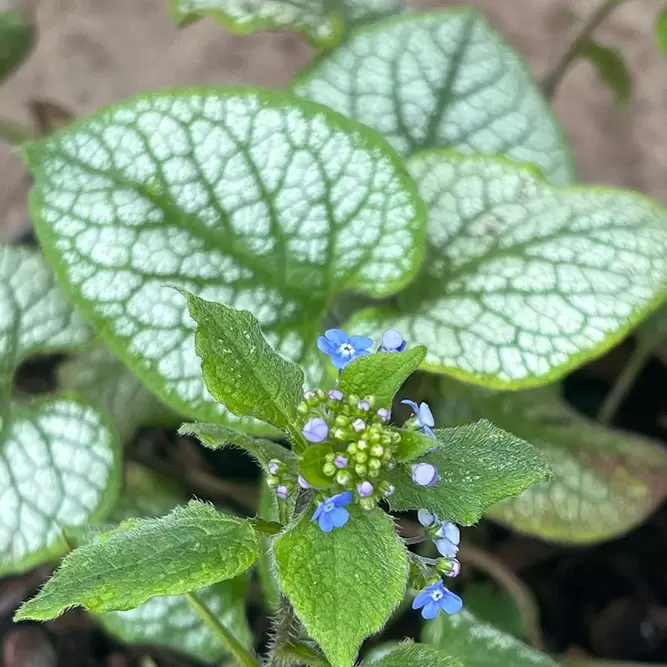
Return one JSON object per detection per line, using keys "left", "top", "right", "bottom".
{"left": 298, "top": 388, "right": 401, "bottom": 509}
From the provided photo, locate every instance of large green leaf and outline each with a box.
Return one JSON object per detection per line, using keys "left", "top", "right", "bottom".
{"left": 294, "top": 9, "right": 574, "bottom": 185}
{"left": 58, "top": 346, "right": 176, "bottom": 443}
{"left": 0, "top": 11, "right": 35, "bottom": 83}
{"left": 362, "top": 643, "right": 460, "bottom": 667}
{"left": 97, "top": 467, "right": 252, "bottom": 663}
{"left": 349, "top": 152, "right": 667, "bottom": 389}
{"left": 0, "top": 245, "right": 119, "bottom": 576}
{"left": 386, "top": 421, "right": 549, "bottom": 525}
{"left": 274, "top": 506, "right": 408, "bottom": 667}
{"left": 25, "top": 87, "right": 425, "bottom": 428}
{"left": 424, "top": 609, "right": 557, "bottom": 667}
{"left": 183, "top": 292, "right": 305, "bottom": 442}
{"left": 656, "top": 6, "right": 667, "bottom": 60}
{"left": 16, "top": 501, "right": 260, "bottom": 620}
{"left": 439, "top": 384, "right": 667, "bottom": 544}
{"left": 168, "top": 0, "right": 404, "bottom": 46}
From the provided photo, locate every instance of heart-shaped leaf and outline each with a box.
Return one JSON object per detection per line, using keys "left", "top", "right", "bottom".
{"left": 58, "top": 346, "right": 176, "bottom": 443}
{"left": 294, "top": 9, "right": 574, "bottom": 185}
{"left": 424, "top": 609, "right": 558, "bottom": 667}
{"left": 274, "top": 506, "right": 408, "bottom": 667}
{"left": 577, "top": 41, "right": 631, "bottom": 108}
{"left": 349, "top": 152, "right": 667, "bottom": 389}
{"left": 438, "top": 383, "right": 667, "bottom": 544}
{"left": 97, "top": 466, "right": 252, "bottom": 663}
{"left": 25, "top": 87, "right": 425, "bottom": 428}
{"left": 0, "top": 245, "right": 119, "bottom": 576}
{"left": 0, "top": 11, "right": 35, "bottom": 83}
{"left": 386, "top": 421, "right": 549, "bottom": 525}
{"left": 16, "top": 501, "right": 261, "bottom": 620}
{"left": 168, "top": 0, "right": 404, "bottom": 46}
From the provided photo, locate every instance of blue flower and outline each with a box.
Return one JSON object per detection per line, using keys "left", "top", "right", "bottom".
{"left": 412, "top": 580, "right": 463, "bottom": 619}
{"left": 418, "top": 509, "right": 460, "bottom": 558}
{"left": 401, "top": 399, "right": 435, "bottom": 438}
{"left": 303, "top": 417, "right": 329, "bottom": 443}
{"left": 381, "top": 329, "right": 407, "bottom": 352}
{"left": 317, "top": 329, "right": 373, "bottom": 370}
{"left": 411, "top": 462, "right": 439, "bottom": 487}
{"left": 312, "top": 491, "right": 354, "bottom": 533}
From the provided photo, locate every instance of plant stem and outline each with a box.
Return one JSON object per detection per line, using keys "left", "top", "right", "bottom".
{"left": 0, "top": 117, "right": 35, "bottom": 144}
{"left": 462, "top": 542, "right": 545, "bottom": 651}
{"left": 541, "top": 0, "right": 630, "bottom": 99}
{"left": 597, "top": 342, "right": 651, "bottom": 424}
{"left": 184, "top": 592, "right": 260, "bottom": 667}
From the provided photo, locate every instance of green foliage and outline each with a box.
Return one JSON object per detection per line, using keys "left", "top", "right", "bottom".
{"left": 578, "top": 40, "right": 631, "bottom": 107}
{"left": 386, "top": 421, "right": 549, "bottom": 525}
{"left": 16, "top": 501, "right": 260, "bottom": 620}
{"left": 183, "top": 291, "right": 305, "bottom": 442}
{"left": 274, "top": 506, "right": 408, "bottom": 667}
{"left": 439, "top": 384, "right": 667, "bottom": 543}
{"left": 463, "top": 582, "right": 526, "bottom": 640}
{"left": 294, "top": 9, "right": 574, "bottom": 185}
{"left": 24, "top": 87, "right": 425, "bottom": 429}
{"left": 58, "top": 346, "right": 176, "bottom": 443}
{"left": 425, "top": 609, "right": 558, "bottom": 667}
{"left": 361, "top": 642, "right": 461, "bottom": 667}
{"left": 96, "top": 467, "right": 252, "bottom": 663}
{"left": 0, "top": 245, "right": 119, "bottom": 575}
{"left": 168, "top": 0, "right": 405, "bottom": 45}
{"left": 0, "top": 11, "right": 35, "bottom": 83}
{"left": 179, "top": 421, "right": 296, "bottom": 471}
{"left": 338, "top": 346, "right": 427, "bottom": 408}
{"left": 349, "top": 151, "right": 667, "bottom": 389}
{"left": 655, "top": 6, "right": 667, "bottom": 59}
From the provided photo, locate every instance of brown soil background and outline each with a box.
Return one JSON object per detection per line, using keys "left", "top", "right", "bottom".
{"left": 0, "top": 0, "right": 666, "bottom": 242}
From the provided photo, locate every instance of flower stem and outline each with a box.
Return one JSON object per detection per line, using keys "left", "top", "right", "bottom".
{"left": 541, "top": 0, "right": 631, "bottom": 100}
{"left": 0, "top": 117, "right": 35, "bottom": 144}
{"left": 597, "top": 342, "right": 651, "bottom": 424}
{"left": 184, "top": 592, "right": 260, "bottom": 667}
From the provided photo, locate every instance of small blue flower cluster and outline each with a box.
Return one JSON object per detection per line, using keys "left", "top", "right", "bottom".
{"left": 412, "top": 509, "right": 463, "bottom": 619}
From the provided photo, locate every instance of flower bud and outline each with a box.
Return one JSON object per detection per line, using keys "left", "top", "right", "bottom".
{"left": 368, "top": 469, "right": 380, "bottom": 478}
{"left": 334, "top": 455, "right": 348, "bottom": 469}
{"left": 266, "top": 475, "right": 279, "bottom": 488}
{"left": 357, "top": 400, "right": 371, "bottom": 412}
{"left": 354, "top": 463, "right": 368, "bottom": 477}
{"left": 297, "top": 402, "right": 309, "bottom": 415}
{"left": 333, "top": 427, "right": 348, "bottom": 440}
{"left": 412, "top": 462, "right": 439, "bottom": 487}
{"left": 336, "top": 469, "right": 353, "bottom": 486}
{"left": 334, "top": 415, "right": 350, "bottom": 427}
{"left": 297, "top": 475, "right": 311, "bottom": 489}
{"left": 370, "top": 444, "right": 384, "bottom": 458}
{"left": 368, "top": 457, "right": 382, "bottom": 471}
{"left": 323, "top": 462, "right": 336, "bottom": 477}
{"left": 324, "top": 452, "right": 335, "bottom": 463}
{"left": 357, "top": 439, "right": 368, "bottom": 451}
{"left": 329, "top": 388, "right": 344, "bottom": 401}
{"left": 347, "top": 394, "right": 360, "bottom": 408}
{"left": 276, "top": 485, "right": 290, "bottom": 499}
{"left": 357, "top": 481, "right": 374, "bottom": 497}
{"left": 352, "top": 418, "right": 366, "bottom": 433}
{"left": 377, "top": 408, "right": 391, "bottom": 422}
{"left": 303, "top": 417, "right": 329, "bottom": 443}
{"left": 304, "top": 390, "right": 320, "bottom": 407}
{"left": 360, "top": 497, "right": 376, "bottom": 511}
{"left": 355, "top": 451, "right": 368, "bottom": 464}
{"left": 437, "top": 558, "right": 461, "bottom": 578}
{"left": 267, "top": 459, "right": 283, "bottom": 476}
{"left": 346, "top": 443, "right": 358, "bottom": 455}
{"left": 379, "top": 481, "right": 395, "bottom": 497}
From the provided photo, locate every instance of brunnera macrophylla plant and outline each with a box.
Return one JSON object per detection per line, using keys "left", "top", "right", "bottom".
{"left": 15, "top": 305, "right": 550, "bottom": 667}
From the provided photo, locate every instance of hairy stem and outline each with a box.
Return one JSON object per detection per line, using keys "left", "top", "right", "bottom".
{"left": 184, "top": 592, "right": 261, "bottom": 667}
{"left": 267, "top": 596, "right": 302, "bottom": 666}
{"left": 597, "top": 342, "right": 651, "bottom": 424}
{"left": 274, "top": 643, "right": 331, "bottom": 667}
{"left": 462, "top": 543, "right": 545, "bottom": 651}
{"left": 541, "top": 0, "right": 630, "bottom": 99}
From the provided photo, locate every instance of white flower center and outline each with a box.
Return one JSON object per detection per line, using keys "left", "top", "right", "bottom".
{"left": 324, "top": 501, "right": 335, "bottom": 512}
{"left": 431, "top": 589, "right": 444, "bottom": 602}
{"left": 338, "top": 343, "right": 355, "bottom": 357}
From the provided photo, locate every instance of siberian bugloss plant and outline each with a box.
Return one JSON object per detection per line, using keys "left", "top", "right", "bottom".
{"left": 3, "top": 1, "right": 667, "bottom": 666}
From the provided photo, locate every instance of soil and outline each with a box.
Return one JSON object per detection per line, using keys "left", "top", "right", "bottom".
{"left": 2, "top": 0, "right": 667, "bottom": 665}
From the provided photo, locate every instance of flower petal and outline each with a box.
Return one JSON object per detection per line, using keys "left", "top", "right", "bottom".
{"left": 325, "top": 328, "right": 349, "bottom": 345}
{"left": 422, "top": 425, "right": 436, "bottom": 439}
{"left": 434, "top": 538, "right": 459, "bottom": 558}
{"left": 318, "top": 512, "right": 334, "bottom": 533}
{"left": 421, "top": 600, "right": 441, "bottom": 619}
{"left": 412, "top": 589, "right": 432, "bottom": 610}
{"left": 312, "top": 502, "right": 325, "bottom": 521}
{"left": 332, "top": 490, "right": 354, "bottom": 506}
{"left": 331, "top": 352, "right": 350, "bottom": 370}
{"left": 329, "top": 506, "right": 350, "bottom": 528}
{"left": 441, "top": 590, "right": 463, "bottom": 615}
{"left": 419, "top": 402, "right": 435, "bottom": 427}
{"left": 317, "top": 336, "right": 336, "bottom": 355}
{"left": 438, "top": 522, "right": 461, "bottom": 546}
{"left": 401, "top": 399, "right": 419, "bottom": 413}
{"left": 349, "top": 335, "right": 373, "bottom": 351}
{"left": 418, "top": 508, "right": 435, "bottom": 528}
